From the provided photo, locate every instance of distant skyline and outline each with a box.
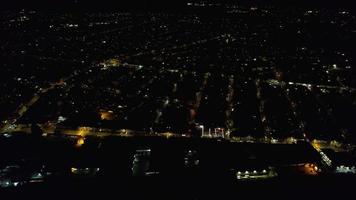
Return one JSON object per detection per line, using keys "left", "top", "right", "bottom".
{"left": 2, "top": 0, "right": 355, "bottom": 11}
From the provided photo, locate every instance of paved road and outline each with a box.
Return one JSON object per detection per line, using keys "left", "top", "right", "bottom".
{"left": 0, "top": 81, "right": 66, "bottom": 133}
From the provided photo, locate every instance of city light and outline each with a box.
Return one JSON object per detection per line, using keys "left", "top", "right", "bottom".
{"left": 77, "top": 127, "right": 90, "bottom": 137}
{"left": 76, "top": 137, "right": 85, "bottom": 147}
{"left": 99, "top": 110, "right": 115, "bottom": 120}
{"left": 1, "top": 4, "right": 356, "bottom": 195}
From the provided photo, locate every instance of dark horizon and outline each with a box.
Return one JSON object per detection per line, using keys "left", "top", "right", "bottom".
{"left": 2, "top": 0, "right": 355, "bottom": 11}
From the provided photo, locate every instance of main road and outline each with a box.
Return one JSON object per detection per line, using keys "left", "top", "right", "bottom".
{"left": 0, "top": 80, "right": 66, "bottom": 133}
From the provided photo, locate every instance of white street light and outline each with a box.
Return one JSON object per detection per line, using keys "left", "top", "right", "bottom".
{"left": 198, "top": 125, "right": 204, "bottom": 137}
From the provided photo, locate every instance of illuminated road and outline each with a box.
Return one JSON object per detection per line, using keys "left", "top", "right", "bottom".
{"left": 265, "top": 66, "right": 337, "bottom": 169}
{"left": 194, "top": 73, "right": 209, "bottom": 112}
{"left": 267, "top": 79, "right": 356, "bottom": 92}
{"left": 0, "top": 62, "right": 96, "bottom": 134}
{"left": 0, "top": 81, "right": 66, "bottom": 133}
{"left": 225, "top": 75, "right": 235, "bottom": 130}
{"left": 255, "top": 79, "right": 271, "bottom": 137}
{"left": 3, "top": 122, "right": 309, "bottom": 147}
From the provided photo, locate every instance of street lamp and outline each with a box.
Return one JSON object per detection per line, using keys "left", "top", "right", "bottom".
{"left": 198, "top": 125, "right": 204, "bottom": 137}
